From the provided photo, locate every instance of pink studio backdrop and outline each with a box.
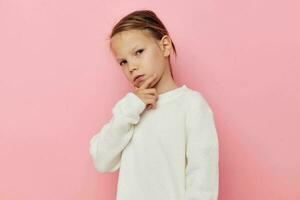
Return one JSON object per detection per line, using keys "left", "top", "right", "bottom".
{"left": 0, "top": 0, "right": 299, "bottom": 199}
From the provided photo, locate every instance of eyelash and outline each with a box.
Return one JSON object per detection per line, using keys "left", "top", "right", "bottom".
{"left": 119, "top": 49, "right": 144, "bottom": 66}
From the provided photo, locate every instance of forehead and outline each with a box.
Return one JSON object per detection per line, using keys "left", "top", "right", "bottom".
{"left": 110, "top": 29, "right": 156, "bottom": 59}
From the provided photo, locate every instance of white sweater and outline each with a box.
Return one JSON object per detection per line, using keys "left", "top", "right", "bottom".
{"left": 89, "top": 84, "right": 219, "bottom": 200}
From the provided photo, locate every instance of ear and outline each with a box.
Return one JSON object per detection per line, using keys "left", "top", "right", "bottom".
{"left": 159, "top": 35, "right": 173, "bottom": 57}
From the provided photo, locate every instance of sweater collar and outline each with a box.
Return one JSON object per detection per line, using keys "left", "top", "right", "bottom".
{"left": 156, "top": 84, "right": 187, "bottom": 105}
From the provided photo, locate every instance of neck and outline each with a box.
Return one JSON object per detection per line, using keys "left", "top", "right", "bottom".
{"left": 153, "top": 65, "right": 179, "bottom": 95}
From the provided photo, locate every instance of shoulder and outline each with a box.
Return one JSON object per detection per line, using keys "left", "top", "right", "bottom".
{"left": 181, "top": 85, "right": 213, "bottom": 114}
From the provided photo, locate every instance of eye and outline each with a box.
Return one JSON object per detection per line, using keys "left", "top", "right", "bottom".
{"left": 136, "top": 49, "right": 144, "bottom": 54}
{"left": 119, "top": 60, "right": 127, "bottom": 66}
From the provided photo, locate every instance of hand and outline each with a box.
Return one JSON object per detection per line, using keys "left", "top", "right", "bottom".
{"left": 133, "top": 73, "right": 158, "bottom": 111}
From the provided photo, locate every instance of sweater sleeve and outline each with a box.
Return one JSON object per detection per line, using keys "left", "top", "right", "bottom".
{"left": 89, "top": 92, "right": 146, "bottom": 173}
{"left": 183, "top": 93, "right": 219, "bottom": 200}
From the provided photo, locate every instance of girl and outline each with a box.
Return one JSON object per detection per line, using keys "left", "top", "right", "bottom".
{"left": 89, "top": 9, "right": 219, "bottom": 200}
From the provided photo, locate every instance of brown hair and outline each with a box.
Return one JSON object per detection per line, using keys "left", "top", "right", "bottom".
{"left": 109, "top": 9, "right": 177, "bottom": 79}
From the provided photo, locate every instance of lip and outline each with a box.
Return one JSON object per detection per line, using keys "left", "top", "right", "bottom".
{"left": 133, "top": 75, "right": 145, "bottom": 85}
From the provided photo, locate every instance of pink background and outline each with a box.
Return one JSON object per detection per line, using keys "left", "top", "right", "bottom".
{"left": 0, "top": 0, "right": 299, "bottom": 199}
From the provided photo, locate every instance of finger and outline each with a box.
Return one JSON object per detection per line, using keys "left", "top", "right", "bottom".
{"left": 139, "top": 73, "right": 157, "bottom": 90}
{"left": 143, "top": 94, "right": 158, "bottom": 100}
{"left": 142, "top": 88, "right": 158, "bottom": 97}
{"left": 146, "top": 104, "right": 152, "bottom": 110}
{"left": 145, "top": 99, "right": 156, "bottom": 108}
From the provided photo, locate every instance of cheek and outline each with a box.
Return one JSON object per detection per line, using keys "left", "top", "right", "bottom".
{"left": 145, "top": 49, "right": 164, "bottom": 69}
{"left": 121, "top": 69, "right": 131, "bottom": 80}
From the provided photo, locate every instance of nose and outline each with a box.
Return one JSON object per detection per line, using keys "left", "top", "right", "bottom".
{"left": 128, "top": 62, "right": 138, "bottom": 73}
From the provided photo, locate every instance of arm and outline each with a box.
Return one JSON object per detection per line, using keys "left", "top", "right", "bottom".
{"left": 183, "top": 93, "right": 219, "bottom": 200}
{"left": 89, "top": 92, "right": 146, "bottom": 173}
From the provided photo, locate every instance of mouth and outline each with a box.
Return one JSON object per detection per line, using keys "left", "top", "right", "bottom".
{"left": 133, "top": 75, "right": 145, "bottom": 85}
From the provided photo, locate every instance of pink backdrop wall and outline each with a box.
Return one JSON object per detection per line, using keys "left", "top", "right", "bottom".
{"left": 0, "top": 0, "right": 299, "bottom": 199}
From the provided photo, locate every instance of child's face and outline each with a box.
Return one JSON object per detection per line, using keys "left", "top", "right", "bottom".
{"left": 110, "top": 29, "right": 172, "bottom": 88}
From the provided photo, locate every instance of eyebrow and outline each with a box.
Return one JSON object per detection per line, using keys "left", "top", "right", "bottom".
{"left": 116, "top": 45, "right": 139, "bottom": 61}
